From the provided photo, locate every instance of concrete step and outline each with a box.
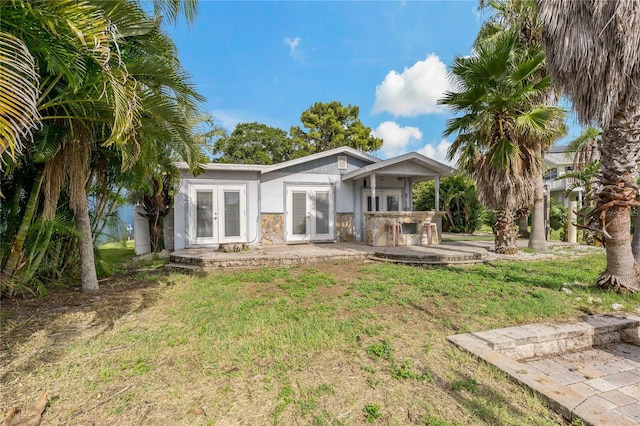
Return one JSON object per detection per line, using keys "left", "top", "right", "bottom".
{"left": 164, "top": 262, "right": 203, "bottom": 273}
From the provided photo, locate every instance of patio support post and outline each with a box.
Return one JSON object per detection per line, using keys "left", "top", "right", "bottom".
{"left": 434, "top": 175, "right": 440, "bottom": 212}
{"left": 371, "top": 173, "right": 377, "bottom": 211}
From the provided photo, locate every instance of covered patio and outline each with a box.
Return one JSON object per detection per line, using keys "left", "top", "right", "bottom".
{"left": 342, "top": 152, "right": 456, "bottom": 247}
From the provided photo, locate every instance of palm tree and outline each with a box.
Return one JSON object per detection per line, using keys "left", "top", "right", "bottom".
{"left": 0, "top": 32, "right": 40, "bottom": 163}
{"left": 440, "top": 31, "right": 565, "bottom": 254}
{"left": 537, "top": 0, "right": 640, "bottom": 292}
{"left": 477, "top": 0, "right": 568, "bottom": 253}
{"left": 1, "top": 0, "right": 205, "bottom": 292}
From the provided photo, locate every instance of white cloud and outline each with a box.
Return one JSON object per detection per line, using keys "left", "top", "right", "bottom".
{"left": 284, "top": 36, "right": 304, "bottom": 61}
{"left": 373, "top": 121, "right": 423, "bottom": 158}
{"left": 373, "top": 54, "right": 451, "bottom": 117}
{"left": 211, "top": 109, "right": 249, "bottom": 132}
{"left": 418, "top": 139, "right": 455, "bottom": 166}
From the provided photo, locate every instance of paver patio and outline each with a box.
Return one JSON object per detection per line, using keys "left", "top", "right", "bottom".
{"left": 449, "top": 314, "right": 640, "bottom": 425}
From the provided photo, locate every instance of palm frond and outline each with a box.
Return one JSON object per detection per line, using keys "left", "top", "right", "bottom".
{"left": 0, "top": 31, "right": 41, "bottom": 162}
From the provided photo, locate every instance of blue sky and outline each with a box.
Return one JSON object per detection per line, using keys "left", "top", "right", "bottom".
{"left": 166, "top": 1, "right": 577, "bottom": 164}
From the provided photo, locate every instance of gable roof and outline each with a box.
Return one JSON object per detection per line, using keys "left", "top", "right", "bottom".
{"left": 342, "top": 151, "right": 456, "bottom": 180}
{"left": 261, "top": 146, "right": 380, "bottom": 174}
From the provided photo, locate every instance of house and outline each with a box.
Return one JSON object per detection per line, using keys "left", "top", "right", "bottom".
{"left": 134, "top": 146, "right": 456, "bottom": 254}
{"left": 543, "top": 145, "right": 583, "bottom": 208}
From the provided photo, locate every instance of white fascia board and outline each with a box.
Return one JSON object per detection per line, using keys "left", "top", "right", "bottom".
{"left": 173, "top": 162, "right": 267, "bottom": 172}
{"left": 342, "top": 151, "right": 456, "bottom": 180}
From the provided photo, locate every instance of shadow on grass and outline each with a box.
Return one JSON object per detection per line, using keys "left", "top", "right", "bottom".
{"left": 0, "top": 269, "right": 171, "bottom": 384}
{"left": 428, "top": 365, "right": 532, "bottom": 425}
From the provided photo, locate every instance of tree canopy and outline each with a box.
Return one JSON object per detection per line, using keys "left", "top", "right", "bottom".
{"left": 212, "top": 122, "right": 293, "bottom": 165}
{"left": 290, "top": 101, "right": 383, "bottom": 157}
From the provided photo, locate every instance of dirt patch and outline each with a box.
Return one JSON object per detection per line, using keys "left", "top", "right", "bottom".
{"left": 0, "top": 274, "right": 163, "bottom": 381}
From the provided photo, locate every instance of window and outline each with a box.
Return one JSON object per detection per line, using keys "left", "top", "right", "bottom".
{"left": 543, "top": 168, "right": 558, "bottom": 180}
{"left": 366, "top": 196, "right": 380, "bottom": 212}
{"left": 386, "top": 194, "right": 399, "bottom": 211}
{"left": 564, "top": 166, "right": 574, "bottom": 173}
{"left": 364, "top": 189, "right": 402, "bottom": 212}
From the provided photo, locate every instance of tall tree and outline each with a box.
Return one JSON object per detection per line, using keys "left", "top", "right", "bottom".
{"left": 537, "top": 0, "right": 640, "bottom": 292}
{"left": 290, "top": 101, "right": 382, "bottom": 156}
{"left": 477, "top": 0, "right": 567, "bottom": 253}
{"left": 0, "top": 0, "right": 205, "bottom": 293}
{"left": 212, "top": 122, "right": 293, "bottom": 165}
{"left": 440, "top": 31, "right": 565, "bottom": 253}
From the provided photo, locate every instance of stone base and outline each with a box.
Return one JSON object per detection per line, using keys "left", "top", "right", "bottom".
{"left": 261, "top": 213, "right": 284, "bottom": 245}
{"left": 364, "top": 211, "right": 444, "bottom": 247}
{"left": 336, "top": 213, "right": 355, "bottom": 242}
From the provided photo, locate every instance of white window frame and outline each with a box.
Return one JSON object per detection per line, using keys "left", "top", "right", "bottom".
{"left": 363, "top": 189, "right": 402, "bottom": 212}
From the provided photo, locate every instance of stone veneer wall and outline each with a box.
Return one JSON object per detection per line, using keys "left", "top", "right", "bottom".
{"left": 261, "top": 213, "right": 284, "bottom": 245}
{"left": 336, "top": 213, "right": 355, "bottom": 242}
{"left": 364, "top": 211, "right": 444, "bottom": 247}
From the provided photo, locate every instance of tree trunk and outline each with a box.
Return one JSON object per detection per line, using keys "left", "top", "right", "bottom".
{"left": 516, "top": 207, "right": 530, "bottom": 238}
{"left": 632, "top": 214, "right": 640, "bottom": 262}
{"left": 596, "top": 107, "right": 640, "bottom": 292}
{"left": 148, "top": 215, "right": 164, "bottom": 253}
{"left": 1, "top": 171, "right": 44, "bottom": 280}
{"left": 73, "top": 189, "right": 99, "bottom": 291}
{"left": 598, "top": 205, "right": 640, "bottom": 292}
{"left": 529, "top": 147, "right": 547, "bottom": 252}
{"left": 494, "top": 209, "right": 518, "bottom": 254}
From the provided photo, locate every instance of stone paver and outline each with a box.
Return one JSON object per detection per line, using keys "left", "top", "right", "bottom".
{"left": 448, "top": 315, "right": 640, "bottom": 425}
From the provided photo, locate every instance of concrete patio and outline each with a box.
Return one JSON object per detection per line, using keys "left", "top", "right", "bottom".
{"left": 167, "top": 238, "right": 495, "bottom": 271}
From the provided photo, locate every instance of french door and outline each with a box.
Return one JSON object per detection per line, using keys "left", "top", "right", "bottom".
{"left": 286, "top": 185, "right": 334, "bottom": 242}
{"left": 190, "top": 185, "right": 246, "bottom": 245}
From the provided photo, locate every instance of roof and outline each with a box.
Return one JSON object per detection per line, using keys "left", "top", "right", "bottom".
{"left": 548, "top": 144, "right": 571, "bottom": 154}
{"left": 174, "top": 148, "right": 455, "bottom": 179}
{"left": 173, "top": 162, "right": 266, "bottom": 172}
{"left": 261, "top": 146, "right": 380, "bottom": 174}
{"left": 544, "top": 151, "right": 574, "bottom": 167}
{"left": 342, "top": 151, "right": 457, "bottom": 180}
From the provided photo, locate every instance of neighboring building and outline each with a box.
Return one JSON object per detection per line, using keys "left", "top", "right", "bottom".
{"left": 544, "top": 145, "right": 583, "bottom": 208}
{"left": 134, "top": 146, "right": 456, "bottom": 254}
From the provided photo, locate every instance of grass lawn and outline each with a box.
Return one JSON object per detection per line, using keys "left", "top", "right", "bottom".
{"left": 1, "top": 248, "right": 636, "bottom": 425}
{"left": 95, "top": 240, "right": 135, "bottom": 277}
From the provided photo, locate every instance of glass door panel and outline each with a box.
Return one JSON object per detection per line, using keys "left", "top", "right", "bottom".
{"left": 386, "top": 194, "right": 399, "bottom": 211}
{"left": 314, "top": 191, "right": 330, "bottom": 235}
{"left": 292, "top": 192, "right": 308, "bottom": 235}
{"left": 223, "top": 191, "right": 240, "bottom": 237}
{"left": 196, "top": 191, "right": 214, "bottom": 238}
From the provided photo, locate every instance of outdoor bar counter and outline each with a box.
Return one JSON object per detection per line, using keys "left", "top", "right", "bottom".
{"left": 364, "top": 211, "right": 444, "bottom": 247}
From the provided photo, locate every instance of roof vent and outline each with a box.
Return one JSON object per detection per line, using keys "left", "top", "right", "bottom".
{"left": 338, "top": 155, "right": 347, "bottom": 170}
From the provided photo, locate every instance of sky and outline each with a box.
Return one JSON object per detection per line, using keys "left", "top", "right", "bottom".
{"left": 165, "top": 1, "right": 577, "bottom": 165}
